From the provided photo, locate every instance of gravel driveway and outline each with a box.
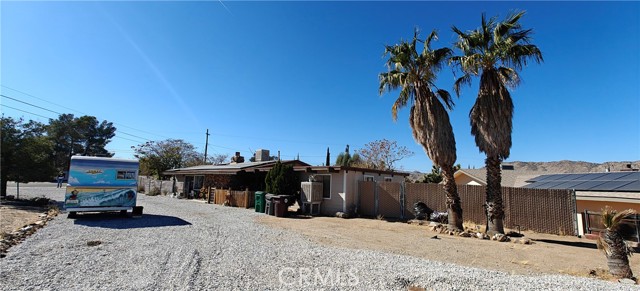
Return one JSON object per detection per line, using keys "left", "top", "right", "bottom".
{"left": 0, "top": 183, "right": 636, "bottom": 290}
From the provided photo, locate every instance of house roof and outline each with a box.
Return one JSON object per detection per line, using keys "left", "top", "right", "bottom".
{"left": 163, "top": 160, "right": 310, "bottom": 175}
{"left": 523, "top": 171, "right": 640, "bottom": 192}
{"left": 454, "top": 168, "right": 553, "bottom": 187}
{"left": 294, "top": 165, "right": 410, "bottom": 177}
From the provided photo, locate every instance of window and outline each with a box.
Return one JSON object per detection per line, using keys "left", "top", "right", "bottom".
{"left": 315, "top": 175, "right": 331, "bottom": 199}
{"left": 384, "top": 177, "right": 393, "bottom": 182}
{"left": 364, "top": 175, "right": 374, "bottom": 182}
{"left": 117, "top": 170, "right": 136, "bottom": 180}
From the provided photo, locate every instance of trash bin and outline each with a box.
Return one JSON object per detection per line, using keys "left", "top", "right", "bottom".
{"left": 265, "top": 194, "right": 275, "bottom": 215}
{"left": 273, "top": 195, "right": 287, "bottom": 217}
{"left": 255, "top": 191, "right": 266, "bottom": 213}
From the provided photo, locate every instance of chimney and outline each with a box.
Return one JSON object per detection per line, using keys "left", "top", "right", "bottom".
{"left": 230, "top": 152, "right": 244, "bottom": 164}
{"left": 255, "top": 149, "right": 270, "bottom": 162}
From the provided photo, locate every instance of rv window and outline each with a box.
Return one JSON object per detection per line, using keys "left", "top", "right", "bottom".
{"left": 117, "top": 171, "right": 136, "bottom": 180}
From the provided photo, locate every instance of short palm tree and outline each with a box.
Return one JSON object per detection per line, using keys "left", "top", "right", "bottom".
{"left": 596, "top": 207, "right": 637, "bottom": 279}
{"left": 451, "top": 11, "right": 543, "bottom": 234}
{"left": 379, "top": 29, "right": 463, "bottom": 230}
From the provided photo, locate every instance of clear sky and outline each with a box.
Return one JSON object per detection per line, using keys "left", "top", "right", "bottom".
{"left": 2, "top": 1, "right": 639, "bottom": 172}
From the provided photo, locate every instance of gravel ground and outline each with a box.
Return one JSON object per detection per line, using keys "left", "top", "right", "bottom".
{"left": 1, "top": 183, "right": 637, "bottom": 290}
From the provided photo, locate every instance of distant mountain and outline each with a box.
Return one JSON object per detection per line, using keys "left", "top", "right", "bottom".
{"left": 505, "top": 160, "right": 640, "bottom": 173}
{"left": 406, "top": 160, "right": 640, "bottom": 182}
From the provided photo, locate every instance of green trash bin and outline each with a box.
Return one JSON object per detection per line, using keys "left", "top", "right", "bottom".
{"left": 255, "top": 191, "right": 266, "bottom": 213}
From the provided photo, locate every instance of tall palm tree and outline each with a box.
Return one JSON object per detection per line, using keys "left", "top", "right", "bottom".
{"left": 596, "top": 207, "right": 637, "bottom": 279}
{"left": 379, "top": 29, "right": 463, "bottom": 230}
{"left": 451, "top": 11, "right": 543, "bottom": 234}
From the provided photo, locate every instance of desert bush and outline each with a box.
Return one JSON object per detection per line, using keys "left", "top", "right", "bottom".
{"left": 147, "top": 186, "right": 161, "bottom": 196}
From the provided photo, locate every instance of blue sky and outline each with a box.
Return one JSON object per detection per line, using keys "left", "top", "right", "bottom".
{"left": 2, "top": 1, "right": 639, "bottom": 172}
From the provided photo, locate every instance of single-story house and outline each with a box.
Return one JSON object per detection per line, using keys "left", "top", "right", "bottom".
{"left": 163, "top": 159, "right": 310, "bottom": 196}
{"left": 163, "top": 159, "right": 409, "bottom": 216}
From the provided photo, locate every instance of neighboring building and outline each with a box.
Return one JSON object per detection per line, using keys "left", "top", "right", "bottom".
{"left": 454, "top": 165, "right": 555, "bottom": 187}
{"left": 523, "top": 171, "right": 640, "bottom": 214}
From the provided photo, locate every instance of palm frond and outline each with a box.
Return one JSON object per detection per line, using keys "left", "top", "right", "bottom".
{"left": 453, "top": 73, "right": 472, "bottom": 96}
{"left": 435, "top": 89, "right": 454, "bottom": 110}
{"left": 424, "top": 29, "right": 438, "bottom": 51}
{"left": 498, "top": 67, "right": 520, "bottom": 88}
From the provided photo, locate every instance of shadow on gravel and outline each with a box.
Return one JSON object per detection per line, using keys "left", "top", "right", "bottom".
{"left": 72, "top": 213, "right": 191, "bottom": 229}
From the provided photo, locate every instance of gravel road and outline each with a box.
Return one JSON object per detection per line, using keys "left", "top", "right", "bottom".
{"left": 1, "top": 183, "right": 637, "bottom": 290}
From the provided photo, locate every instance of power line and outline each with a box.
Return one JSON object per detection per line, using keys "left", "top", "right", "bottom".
{"left": 1, "top": 94, "right": 62, "bottom": 115}
{"left": 2, "top": 94, "right": 153, "bottom": 143}
{"left": 1, "top": 89, "right": 349, "bottom": 157}
{"left": 1, "top": 85, "right": 86, "bottom": 115}
{"left": 1, "top": 104, "right": 55, "bottom": 120}
{"left": 1, "top": 87, "right": 172, "bottom": 140}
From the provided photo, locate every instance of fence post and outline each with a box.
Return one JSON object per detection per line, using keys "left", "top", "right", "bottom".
{"left": 400, "top": 182, "right": 405, "bottom": 220}
{"left": 374, "top": 181, "right": 379, "bottom": 216}
{"left": 246, "top": 189, "right": 250, "bottom": 208}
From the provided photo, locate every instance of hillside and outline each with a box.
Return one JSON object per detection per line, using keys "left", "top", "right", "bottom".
{"left": 506, "top": 160, "right": 640, "bottom": 173}
{"left": 408, "top": 160, "right": 640, "bottom": 182}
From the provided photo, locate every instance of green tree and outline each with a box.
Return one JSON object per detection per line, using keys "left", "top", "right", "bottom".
{"left": 596, "top": 207, "right": 637, "bottom": 279}
{"left": 47, "top": 114, "right": 116, "bottom": 171}
{"left": 1, "top": 117, "right": 56, "bottom": 197}
{"left": 335, "top": 152, "right": 362, "bottom": 167}
{"left": 451, "top": 11, "right": 543, "bottom": 234}
{"left": 421, "top": 164, "right": 461, "bottom": 184}
{"left": 379, "top": 29, "right": 463, "bottom": 230}
{"left": 133, "top": 139, "right": 202, "bottom": 179}
{"left": 265, "top": 161, "right": 299, "bottom": 195}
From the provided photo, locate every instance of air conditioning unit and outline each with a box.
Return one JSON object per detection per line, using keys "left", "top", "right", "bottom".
{"left": 301, "top": 182, "right": 323, "bottom": 203}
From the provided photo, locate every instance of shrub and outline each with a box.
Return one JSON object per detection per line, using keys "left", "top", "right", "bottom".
{"left": 265, "top": 161, "right": 299, "bottom": 195}
{"left": 147, "top": 186, "right": 161, "bottom": 196}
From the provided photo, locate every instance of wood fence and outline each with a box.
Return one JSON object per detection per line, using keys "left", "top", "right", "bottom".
{"left": 208, "top": 187, "right": 254, "bottom": 209}
{"left": 358, "top": 181, "right": 577, "bottom": 235}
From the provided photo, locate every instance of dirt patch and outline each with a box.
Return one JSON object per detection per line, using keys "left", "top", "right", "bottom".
{"left": 1, "top": 198, "right": 59, "bottom": 257}
{"left": 257, "top": 214, "right": 639, "bottom": 281}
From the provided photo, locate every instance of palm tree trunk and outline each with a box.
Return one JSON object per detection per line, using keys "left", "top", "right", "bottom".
{"left": 485, "top": 155, "right": 505, "bottom": 235}
{"left": 605, "top": 230, "right": 634, "bottom": 278}
{"left": 442, "top": 167, "right": 463, "bottom": 230}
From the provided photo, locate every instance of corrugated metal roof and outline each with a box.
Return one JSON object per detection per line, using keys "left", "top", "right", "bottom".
{"left": 524, "top": 172, "right": 640, "bottom": 192}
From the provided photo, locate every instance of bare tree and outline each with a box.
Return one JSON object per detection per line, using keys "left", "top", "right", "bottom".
{"left": 357, "top": 139, "right": 413, "bottom": 170}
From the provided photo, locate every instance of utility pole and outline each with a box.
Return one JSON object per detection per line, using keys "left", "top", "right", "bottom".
{"left": 203, "top": 129, "right": 210, "bottom": 164}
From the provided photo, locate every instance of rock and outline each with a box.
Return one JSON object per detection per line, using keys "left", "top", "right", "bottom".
{"left": 428, "top": 221, "right": 441, "bottom": 227}
{"left": 87, "top": 240, "right": 102, "bottom": 247}
{"left": 518, "top": 238, "right": 531, "bottom": 245}
{"left": 492, "top": 234, "right": 510, "bottom": 242}
{"left": 35, "top": 221, "right": 45, "bottom": 226}
{"left": 20, "top": 226, "right": 33, "bottom": 232}
{"left": 459, "top": 232, "right": 472, "bottom": 238}
{"left": 619, "top": 278, "right": 636, "bottom": 285}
